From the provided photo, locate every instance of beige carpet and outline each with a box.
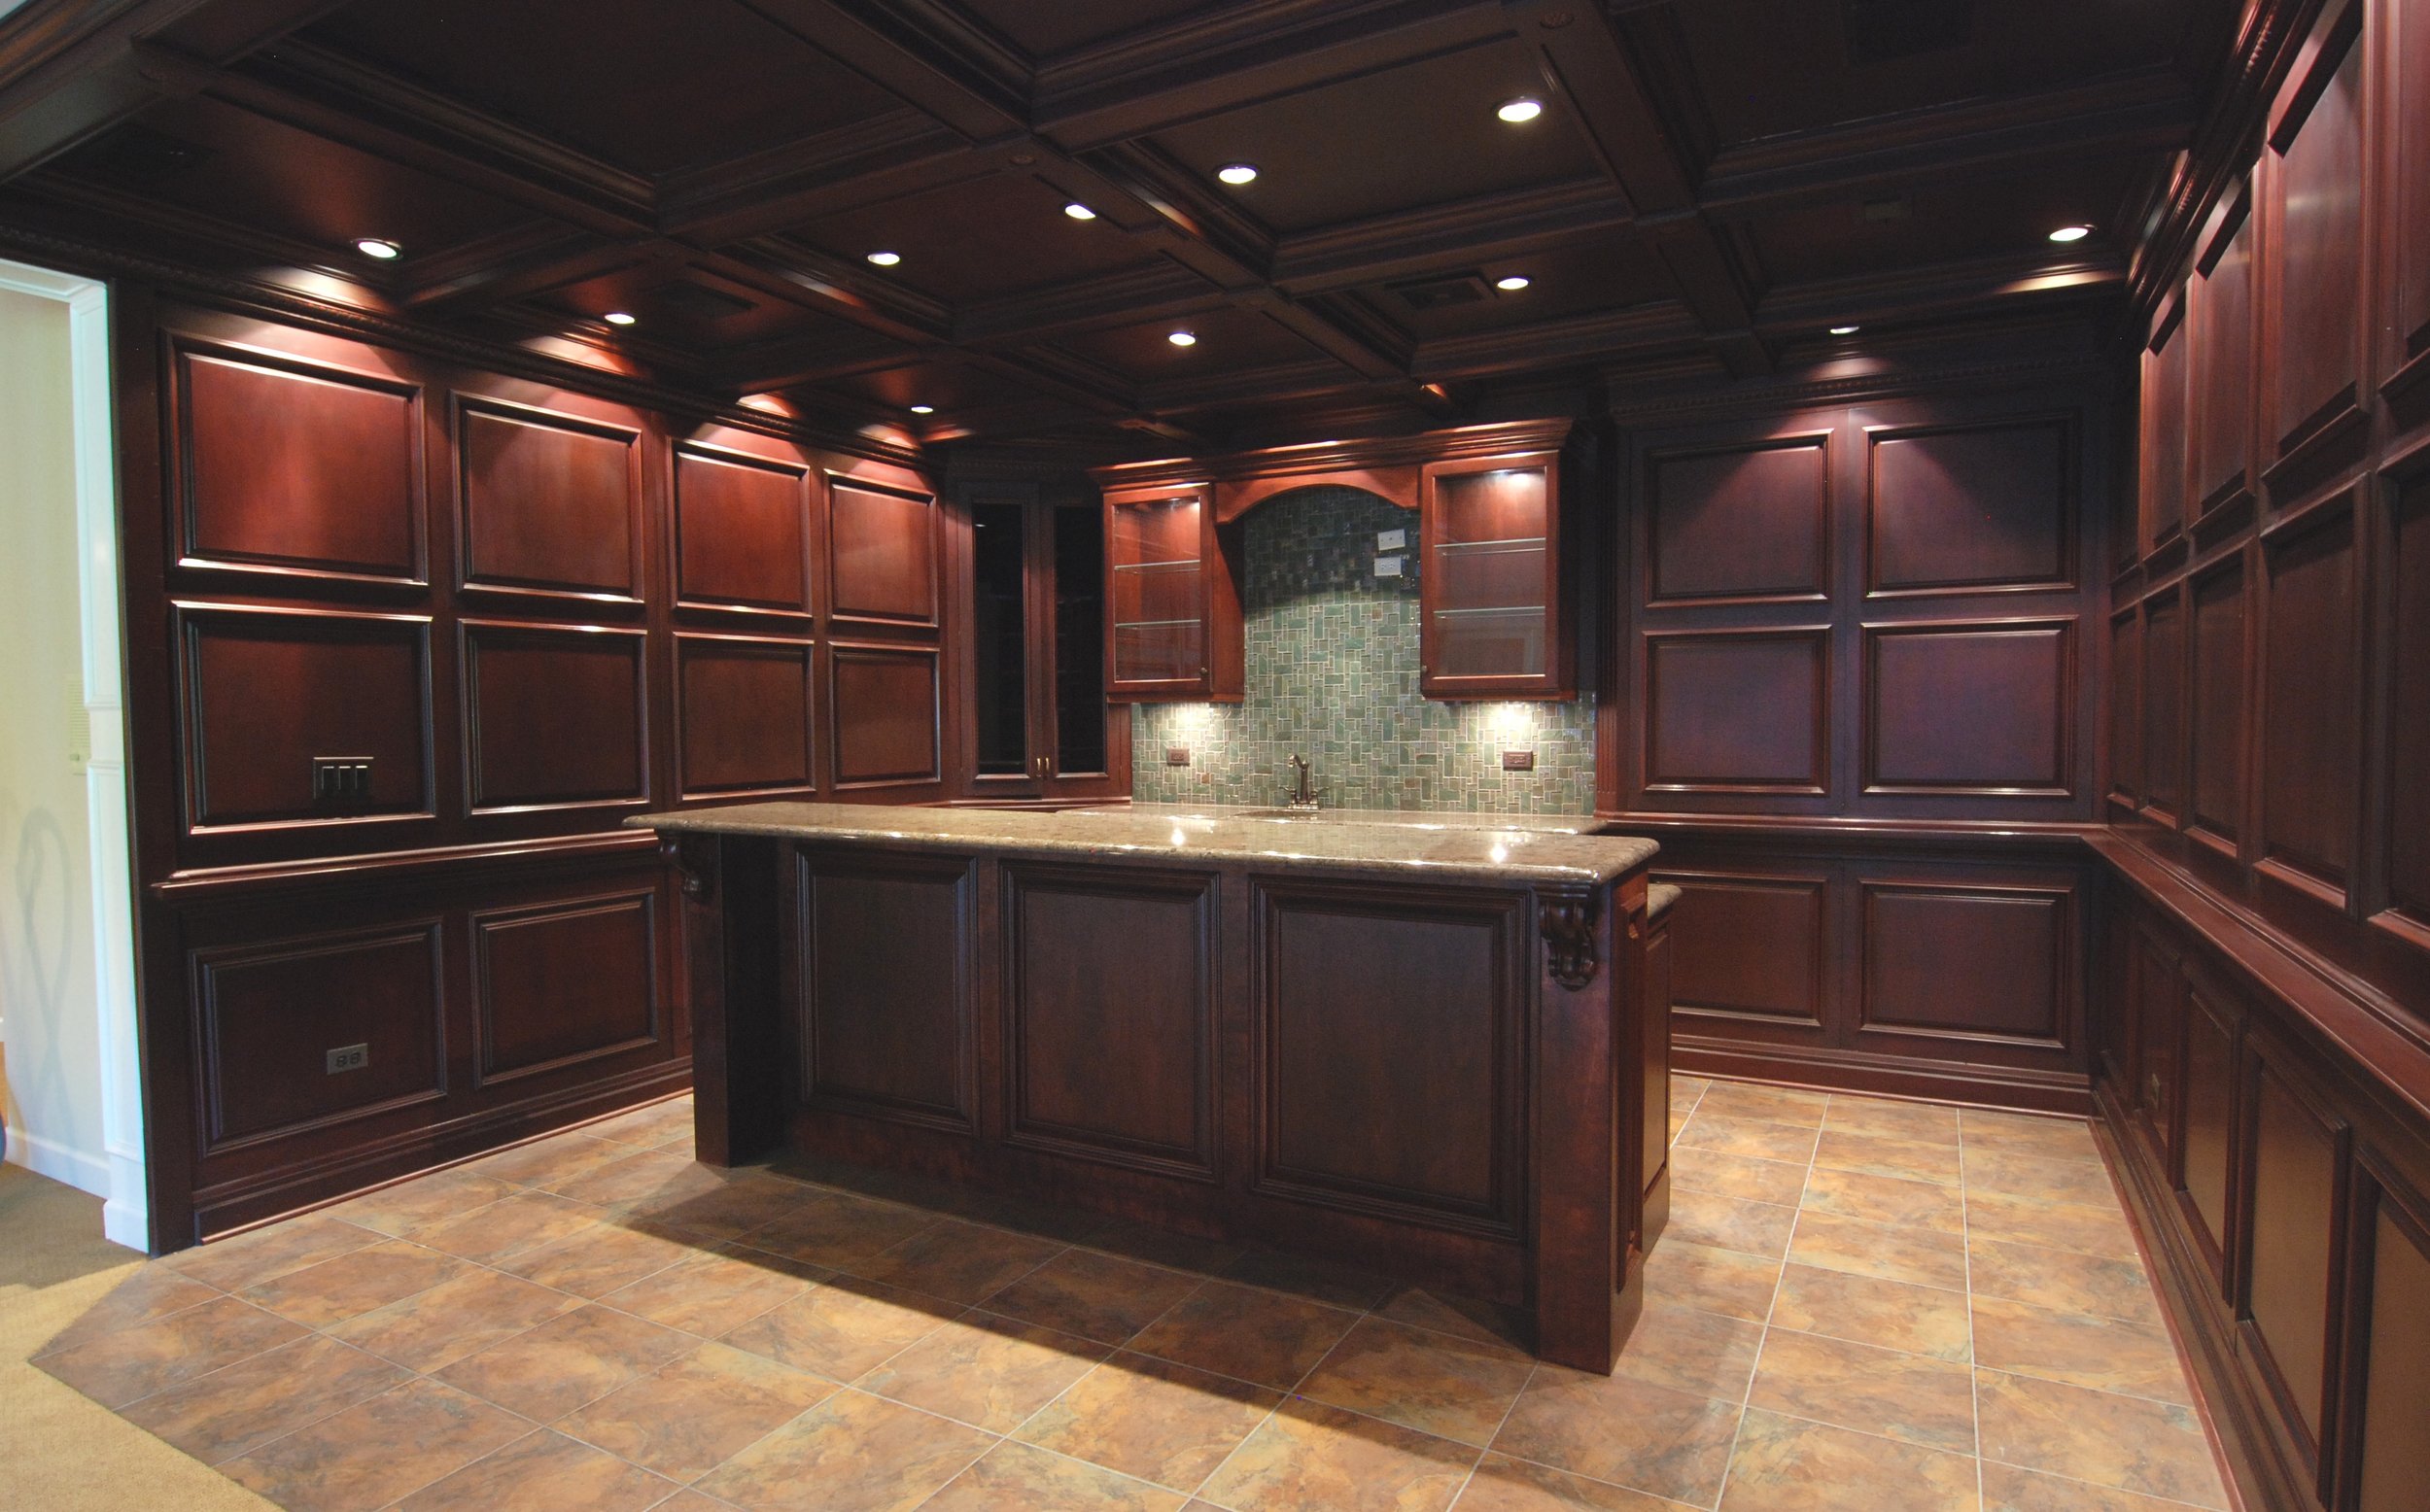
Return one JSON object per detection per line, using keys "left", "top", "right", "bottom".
{"left": 0, "top": 1163, "right": 273, "bottom": 1510}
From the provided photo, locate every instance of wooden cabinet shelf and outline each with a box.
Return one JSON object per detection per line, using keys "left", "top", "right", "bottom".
{"left": 1104, "top": 483, "right": 1241, "bottom": 702}
{"left": 1421, "top": 451, "right": 1573, "bottom": 699}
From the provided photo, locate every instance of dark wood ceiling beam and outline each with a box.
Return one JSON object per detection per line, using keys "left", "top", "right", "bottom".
{"left": 1410, "top": 299, "right": 1699, "bottom": 380}
{"left": 401, "top": 229, "right": 662, "bottom": 310}
{"left": 728, "top": 0, "right": 1028, "bottom": 140}
{"left": 0, "top": 0, "right": 345, "bottom": 179}
{"left": 1272, "top": 178, "right": 1631, "bottom": 293}
{"left": 1753, "top": 248, "right": 2127, "bottom": 331}
{"left": 711, "top": 327, "right": 921, "bottom": 392}
{"left": 955, "top": 261, "right": 1228, "bottom": 346}
{"left": 655, "top": 112, "right": 978, "bottom": 241}
{"left": 712, "top": 235, "right": 951, "bottom": 339}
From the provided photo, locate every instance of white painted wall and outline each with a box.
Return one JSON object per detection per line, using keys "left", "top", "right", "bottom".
{"left": 0, "top": 262, "right": 145, "bottom": 1250}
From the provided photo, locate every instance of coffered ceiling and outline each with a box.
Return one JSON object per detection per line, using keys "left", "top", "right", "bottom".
{"left": 0, "top": 0, "right": 2233, "bottom": 453}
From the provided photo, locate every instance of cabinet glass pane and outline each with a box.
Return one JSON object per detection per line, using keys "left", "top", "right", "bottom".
{"left": 972, "top": 501, "right": 1028, "bottom": 775}
{"left": 1112, "top": 494, "right": 1204, "bottom": 685}
{"left": 1432, "top": 466, "right": 1548, "bottom": 679}
{"left": 1053, "top": 505, "right": 1108, "bottom": 773}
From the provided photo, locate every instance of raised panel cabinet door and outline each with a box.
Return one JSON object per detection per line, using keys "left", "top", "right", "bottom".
{"left": 676, "top": 634, "right": 815, "bottom": 799}
{"left": 2143, "top": 593, "right": 2187, "bottom": 821}
{"left": 2259, "top": 500, "right": 2362, "bottom": 901}
{"left": 829, "top": 643, "right": 940, "bottom": 789}
{"left": 1860, "top": 883, "right": 2067, "bottom": 1047}
{"left": 2141, "top": 317, "right": 2190, "bottom": 553}
{"left": 1658, "top": 872, "right": 1828, "bottom": 1027}
{"left": 1864, "top": 621, "right": 2073, "bottom": 796}
{"left": 2266, "top": 6, "right": 2369, "bottom": 464}
{"left": 1867, "top": 419, "right": 2071, "bottom": 595}
{"left": 798, "top": 849, "right": 973, "bottom": 1128}
{"left": 2351, "top": 1187, "right": 2430, "bottom": 1512}
{"left": 458, "top": 403, "right": 642, "bottom": 601}
{"left": 674, "top": 446, "right": 812, "bottom": 613}
{"left": 1643, "top": 629, "right": 1829, "bottom": 794}
{"left": 192, "top": 922, "right": 445, "bottom": 1150}
{"left": 2191, "top": 197, "right": 2259, "bottom": 515}
{"left": 827, "top": 477, "right": 939, "bottom": 628}
{"left": 2241, "top": 1052, "right": 2347, "bottom": 1452}
{"left": 2383, "top": 463, "right": 2430, "bottom": 938}
{"left": 1003, "top": 865, "right": 1217, "bottom": 1177}
{"left": 461, "top": 621, "right": 649, "bottom": 812}
{"left": 473, "top": 891, "right": 662, "bottom": 1083}
{"left": 2190, "top": 561, "right": 2248, "bottom": 847}
{"left": 174, "top": 345, "right": 424, "bottom": 584}
{"left": 1647, "top": 436, "right": 1830, "bottom": 602}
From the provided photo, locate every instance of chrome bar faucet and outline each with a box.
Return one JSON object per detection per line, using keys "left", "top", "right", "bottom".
{"left": 1284, "top": 753, "right": 1324, "bottom": 810}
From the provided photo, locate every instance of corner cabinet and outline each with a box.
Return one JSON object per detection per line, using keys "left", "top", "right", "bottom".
{"left": 960, "top": 486, "right": 1130, "bottom": 803}
{"left": 1104, "top": 483, "right": 1243, "bottom": 702}
{"left": 1419, "top": 449, "right": 1574, "bottom": 700}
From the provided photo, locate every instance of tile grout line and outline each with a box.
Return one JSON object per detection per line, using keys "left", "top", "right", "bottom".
{"left": 1701, "top": 1086, "right": 1824, "bottom": 1511}
{"left": 1961, "top": 1112, "right": 1985, "bottom": 1512}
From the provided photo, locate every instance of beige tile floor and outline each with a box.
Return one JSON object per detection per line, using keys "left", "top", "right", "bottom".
{"left": 28, "top": 1081, "right": 2236, "bottom": 1511}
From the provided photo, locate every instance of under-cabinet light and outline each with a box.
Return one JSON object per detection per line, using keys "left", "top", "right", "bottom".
{"left": 2048, "top": 223, "right": 2094, "bottom": 243}
{"left": 1497, "top": 96, "right": 1544, "bottom": 123}
{"left": 1217, "top": 163, "right": 1259, "bottom": 186}
{"left": 355, "top": 238, "right": 401, "bottom": 260}
{"left": 1167, "top": 329, "right": 1198, "bottom": 347}
{"left": 1064, "top": 202, "right": 1097, "bottom": 221}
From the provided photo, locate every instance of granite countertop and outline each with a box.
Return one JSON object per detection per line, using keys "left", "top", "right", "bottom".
{"left": 1097, "top": 803, "right": 1609, "bottom": 836}
{"left": 631, "top": 802, "right": 1658, "bottom": 887}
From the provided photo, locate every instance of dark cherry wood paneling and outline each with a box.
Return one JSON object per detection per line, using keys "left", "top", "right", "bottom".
{"left": 2265, "top": 9, "right": 2369, "bottom": 468}
{"left": 798, "top": 847, "right": 973, "bottom": 1128}
{"left": 1644, "top": 630, "right": 1828, "bottom": 793}
{"left": 2144, "top": 591, "right": 2187, "bottom": 821}
{"left": 1660, "top": 873, "right": 1827, "bottom": 1025}
{"left": 2258, "top": 501, "right": 2362, "bottom": 901}
{"left": 2242, "top": 1053, "right": 2346, "bottom": 1451}
{"left": 2179, "top": 969, "right": 2239, "bottom": 1273}
{"left": 830, "top": 642, "right": 941, "bottom": 788}
{"left": 462, "top": 620, "right": 650, "bottom": 813}
{"left": 2351, "top": 1192, "right": 2430, "bottom": 1512}
{"left": 2192, "top": 196, "right": 2259, "bottom": 517}
{"left": 827, "top": 476, "right": 939, "bottom": 628}
{"left": 2384, "top": 464, "right": 2430, "bottom": 935}
{"left": 1647, "top": 437, "right": 1830, "bottom": 602}
{"left": 1254, "top": 879, "right": 1524, "bottom": 1234}
{"left": 2190, "top": 562, "right": 2248, "bottom": 846}
{"left": 1867, "top": 420, "right": 2071, "bottom": 595}
{"left": 174, "top": 345, "right": 424, "bottom": 584}
{"left": 193, "top": 923, "right": 445, "bottom": 1149}
{"left": 2112, "top": 610, "right": 2143, "bottom": 805}
{"left": 2132, "top": 921, "right": 2184, "bottom": 1145}
{"left": 1003, "top": 864, "right": 1217, "bottom": 1178}
{"left": 2394, "top": 0, "right": 2430, "bottom": 396}
{"left": 2142, "top": 314, "right": 2190, "bottom": 551}
{"left": 1861, "top": 883, "right": 2066, "bottom": 1044}
{"left": 457, "top": 401, "right": 642, "bottom": 601}
{"left": 178, "top": 603, "right": 433, "bottom": 832}
{"left": 1865, "top": 621, "right": 2072, "bottom": 794}
{"left": 674, "top": 446, "right": 813, "bottom": 614}
{"left": 473, "top": 891, "right": 662, "bottom": 1082}
{"left": 675, "top": 633, "right": 815, "bottom": 799}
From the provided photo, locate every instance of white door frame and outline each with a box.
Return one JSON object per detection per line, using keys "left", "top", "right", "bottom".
{"left": 0, "top": 256, "right": 146, "bottom": 1251}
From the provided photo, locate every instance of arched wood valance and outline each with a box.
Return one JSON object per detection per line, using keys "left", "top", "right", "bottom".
{"left": 1088, "top": 417, "right": 1573, "bottom": 524}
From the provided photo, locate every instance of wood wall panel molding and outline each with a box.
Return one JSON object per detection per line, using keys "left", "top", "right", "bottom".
{"left": 1645, "top": 435, "right": 1831, "bottom": 605}
{"left": 1857, "top": 881, "right": 2071, "bottom": 1048}
{"left": 2262, "top": 1, "right": 2373, "bottom": 483}
{"left": 191, "top": 921, "right": 447, "bottom": 1152}
{"left": 2179, "top": 962, "right": 2244, "bottom": 1283}
{"left": 471, "top": 889, "right": 664, "bottom": 1085}
{"left": 1655, "top": 870, "right": 1828, "bottom": 1027}
{"left": 2141, "top": 309, "right": 2192, "bottom": 555}
{"left": 1865, "top": 417, "right": 2074, "bottom": 597}
{"left": 674, "top": 442, "right": 815, "bottom": 616}
{"left": 169, "top": 338, "right": 428, "bottom": 588}
{"left": 2257, "top": 496, "right": 2364, "bottom": 906}
{"left": 2239, "top": 1041, "right": 2352, "bottom": 1466}
{"left": 2343, "top": 1157, "right": 2430, "bottom": 1512}
{"left": 674, "top": 632, "right": 816, "bottom": 800}
{"left": 2379, "top": 453, "right": 2430, "bottom": 944}
{"left": 1250, "top": 877, "right": 1527, "bottom": 1238}
{"left": 825, "top": 473, "right": 940, "bottom": 630}
{"left": 174, "top": 601, "right": 436, "bottom": 835}
{"left": 1001, "top": 863, "right": 1219, "bottom": 1180}
{"left": 455, "top": 397, "right": 645, "bottom": 604}
{"left": 2143, "top": 592, "right": 2189, "bottom": 822}
{"left": 1863, "top": 619, "right": 2076, "bottom": 798}
{"left": 796, "top": 845, "right": 975, "bottom": 1132}
{"left": 828, "top": 640, "right": 941, "bottom": 789}
{"left": 2190, "top": 189, "right": 2260, "bottom": 521}
{"left": 1643, "top": 628, "right": 1830, "bottom": 795}
{"left": 2111, "top": 609, "right": 2144, "bottom": 808}
{"left": 2190, "top": 559, "right": 2251, "bottom": 853}
{"left": 460, "top": 619, "right": 651, "bottom": 815}
{"left": 2385, "top": 0, "right": 2430, "bottom": 411}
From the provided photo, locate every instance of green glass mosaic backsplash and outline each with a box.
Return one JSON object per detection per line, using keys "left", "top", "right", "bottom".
{"left": 1130, "top": 486, "right": 1596, "bottom": 813}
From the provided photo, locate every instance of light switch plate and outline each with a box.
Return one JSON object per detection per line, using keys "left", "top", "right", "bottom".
{"left": 1373, "top": 555, "right": 1404, "bottom": 577}
{"left": 1502, "top": 749, "right": 1537, "bottom": 772}
{"left": 1377, "top": 528, "right": 1406, "bottom": 552}
{"left": 1165, "top": 745, "right": 1191, "bottom": 766}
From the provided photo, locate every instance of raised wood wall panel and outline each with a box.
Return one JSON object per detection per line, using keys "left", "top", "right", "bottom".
{"left": 2180, "top": 975, "right": 2239, "bottom": 1271}
{"left": 2352, "top": 1194, "right": 2430, "bottom": 1511}
{"left": 1865, "top": 622, "right": 2072, "bottom": 795}
{"left": 1255, "top": 880, "right": 1523, "bottom": 1232}
{"left": 675, "top": 447, "right": 814, "bottom": 614}
{"left": 1867, "top": 420, "right": 2070, "bottom": 595}
{"left": 2144, "top": 592, "right": 2188, "bottom": 820}
{"left": 473, "top": 892, "right": 662, "bottom": 1082}
{"left": 462, "top": 621, "right": 650, "bottom": 812}
{"left": 2259, "top": 503, "right": 2362, "bottom": 898}
{"left": 2112, "top": 611, "right": 2143, "bottom": 803}
{"left": 2396, "top": 0, "right": 2430, "bottom": 382}
{"left": 830, "top": 643, "right": 941, "bottom": 788}
{"left": 2132, "top": 923, "right": 2184, "bottom": 1139}
{"left": 798, "top": 849, "right": 973, "bottom": 1128}
{"left": 175, "top": 347, "right": 424, "bottom": 584}
{"left": 1660, "top": 873, "right": 1827, "bottom": 1025}
{"left": 676, "top": 634, "right": 815, "bottom": 799}
{"left": 2142, "top": 320, "right": 2190, "bottom": 551}
{"left": 2267, "top": 12, "right": 2370, "bottom": 466}
{"left": 1644, "top": 630, "right": 1827, "bottom": 792}
{"left": 178, "top": 604, "right": 434, "bottom": 831}
{"left": 2242, "top": 1054, "right": 2346, "bottom": 1451}
{"left": 828, "top": 478, "right": 939, "bottom": 627}
{"left": 1647, "top": 438, "right": 1829, "bottom": 602}
{"left": 194, "top": 924, "right": 445, "bottom": 1149}
{"left": 2385, "top": 466, "right": 2430, "bottom": 931}
{"left": 1004, "top": 865, "right": 1216, "bottom": 1176}
{"left": 2190, "top": 563, "right": 2248, "bottom": 845}
{"left": 2193, "top": 200, "right": 2260, "bottom": 516}
{"left": 1860, "top": 884, "right": 2066, "bottom": 1045}
{"left": 458, "top": 403, "right": 642, "bottom": 601}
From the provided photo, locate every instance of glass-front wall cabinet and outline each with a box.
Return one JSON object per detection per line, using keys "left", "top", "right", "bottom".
{"left": 1107, "top": 484, "right": 1239, "bottom": 700}
{"left": 967, "top": 492, "right": 1123, "bottom": 800}
{"left": 1419, "top": 451, "right": 1570, "bottom": 698}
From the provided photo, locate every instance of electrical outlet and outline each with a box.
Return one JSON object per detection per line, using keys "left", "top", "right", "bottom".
{"left": 326, "top": 1043, "right": 370, "bottom": 1074}
{"left": 1373, "top": 555, "right": 1404, "bottom": 577}
{"left": 311, "top": 756, "right": 374, "bottom": 804}
{"left": 1165, "top": 745, "right": 1191, "bottom": 766}
{"left": 1376, "top": 528, "right": 1406, "bottom": 552}
{"left": 1502, "top": 749, "right": 1537, "bottom": 772}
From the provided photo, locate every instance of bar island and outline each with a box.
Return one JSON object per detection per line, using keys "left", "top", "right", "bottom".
{"left": 634, "top": 802, "right": 1665, "bottom": 1370}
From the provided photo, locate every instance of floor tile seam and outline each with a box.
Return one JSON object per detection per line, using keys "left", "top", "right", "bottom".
{"left": 1971, "top": 1452, "right": 2233, "bottom": 1512}
{"left": 1966, "top": 1360, "right": 2204, "bottom": 1413}
{"left": 1960, "top": 1150, "right": 1985, "bottom": 1506}
{"left": 1474, "top": 1438, "right": 1717, "bottom": 1510}
{"left": 26, "top": 1287, "right": 239, "bottom": 1367}
{"left": 363, "top": 1423, "right": 695, "bottom": 1512}
{"left": 1282, "top": 1320, "right": 1528, "bottom": 1449}
{"left": 1770, "top": 1254, "right": 1970, "bottom": 1303}
{"left": 732, "top": 1381, "right": 1009, "bottom": 1481}
{"left": 1955, "top": 1135, "right": 2109, "bottom": 1171}
{"left": 223, "top": 1374, "right": 556, "bottom": 1504}
{"left": 1753, "top": 1314, "right": 1975, "bottom": 1369}
{"left": 1806, "top": 1153, "right": 1962, "bottom": 1189}
{"left": 1705, "top": 1099, "right": 1829, "bottom": 1512}
{"left": 936, "top": 1426, "right": 1245, "bottom": 1509}
{"left": 1444, "top": 1358, "right": 1541, "bottom": 1510}
{"left": 540, "top": 1374, "right": 846, "bottom": 1489}
{"left": 97, "top": 1332, "right": 416, "bottom": 1467}
{"left": 45, "top": 1293, "right": 318, "bottom": 1413}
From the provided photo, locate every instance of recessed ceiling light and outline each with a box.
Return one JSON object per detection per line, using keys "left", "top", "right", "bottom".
{"left": 604, "top": 311, "right": 637, "bottom": 326}
{"left": 866, "top": 250, "right": 901, "bottom": 266}
{"left": 1829, "top": 324, "right": 1859, "bottom": 335}
{"left": 2048, "top": 223, "right": 2094, "bottom": 243}
{"left": 1167, "top": 329, "right": 1198, "bottom": 347}
{"left": 909, "top": 404, "right": 934, "bottom": 415}
{"left": 1497, "top": 96, "right": 1544, "bottom": 123}
{"left": 355, "top": 238, "right": 401, "bottom": 260}
{"left": 1495, "top": 275, "right": 1532, "bottom": 292}
{"left": 1217, "top": 163, "right": 1259, "bottom": 186}
{"left": 1064, "top": 202, "right": 1097, "bottom": 221}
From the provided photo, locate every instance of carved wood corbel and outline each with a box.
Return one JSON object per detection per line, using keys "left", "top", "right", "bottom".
{"left": 1539, "top": 884, "right": 1601, "bottom": 989}
{"left": 660, "top": 833, "right": 718, "bottom": 903}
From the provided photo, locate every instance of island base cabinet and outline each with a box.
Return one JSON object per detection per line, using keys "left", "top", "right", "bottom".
{"left": 668, "top": 830, "right": 1655, "bottom": 1371}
